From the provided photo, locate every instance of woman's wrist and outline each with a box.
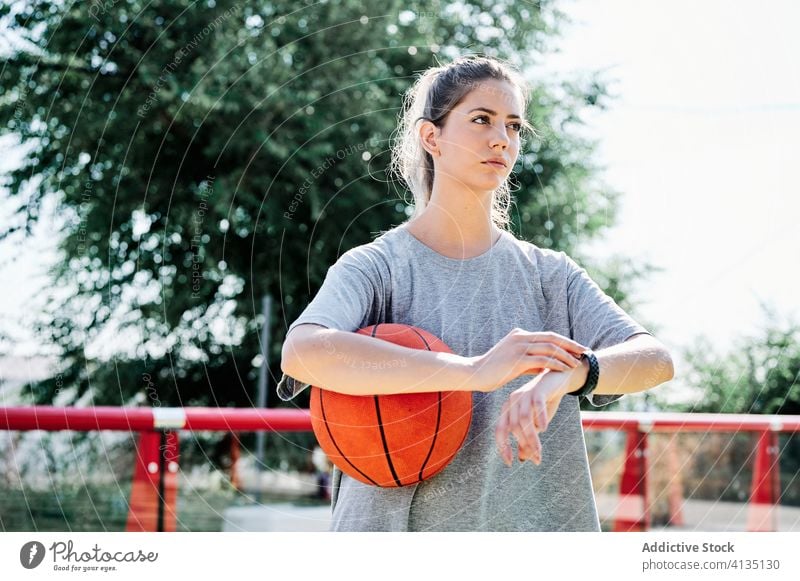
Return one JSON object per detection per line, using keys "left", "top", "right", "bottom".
{"left": 562, "top": 357, "right": 590, "bottom": 396}
{"left": 460, "top": 354, "right": 491, "bottom": 392}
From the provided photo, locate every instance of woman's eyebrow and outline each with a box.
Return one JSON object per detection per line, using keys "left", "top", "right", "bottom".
{"left": 467, "top": 106, "right": 522, "bottom": 120}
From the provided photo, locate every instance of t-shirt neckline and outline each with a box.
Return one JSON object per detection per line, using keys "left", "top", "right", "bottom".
{"left": 395, "top": 225, "right": 510, "bottom": 269}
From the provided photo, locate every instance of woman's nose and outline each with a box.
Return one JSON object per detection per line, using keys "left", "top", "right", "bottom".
{"left": 489, "top": 124, "right": 511, "bottom": 148}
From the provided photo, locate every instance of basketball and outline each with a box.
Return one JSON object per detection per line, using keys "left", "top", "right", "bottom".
{"left": 309, "top": 323, "right": 473, "bottom": 487}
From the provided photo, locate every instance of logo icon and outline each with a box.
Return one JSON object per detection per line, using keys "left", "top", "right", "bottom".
{"left": 20, "top": 541, "right": 46, "bottom": 569}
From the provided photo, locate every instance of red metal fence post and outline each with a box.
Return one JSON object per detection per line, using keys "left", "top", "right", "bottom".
{"left": 614, "top": 429, "right": 650, "bottom": 532}
{"left": 125, "top": 430, "right": 180, "bottom": 532}
{"left": 230, "top": 433, "right": 241, "bottom": 491}
{"left": 667, "top": 433, "right": 685, "bottom": 526}
{"left": 747, "top": 430, "right": 780, "bottom": 532}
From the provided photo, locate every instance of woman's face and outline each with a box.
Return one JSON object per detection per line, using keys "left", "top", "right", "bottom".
{"left": 422, "top": 78, "right": 525, "bottom": 194}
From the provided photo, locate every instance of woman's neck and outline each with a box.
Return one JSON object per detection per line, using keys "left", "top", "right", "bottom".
{"left": 404, "top": 198, "right": 501, "bottom": 260}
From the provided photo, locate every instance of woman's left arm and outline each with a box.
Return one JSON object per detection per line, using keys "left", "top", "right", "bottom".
{"left": 494, "top": 333, "right": 674, "bottom": 466}
{"left": 567, "top": 333, "right": 674, "bottom": 397}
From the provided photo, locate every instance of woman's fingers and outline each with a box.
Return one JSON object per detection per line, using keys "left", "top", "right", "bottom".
{"left": 523, "top": 358, "right": 570, "bottom": 374}
{"left": 535, "top": 398, "right": 549, "bottom": 432}
{"left": 540, "top": 333, "right": 587, "bottom": 356}
{"left": 495, "top": 402, "right": 513, "bottom": 466}
{"left": 508, "top": 395, "right": 523, "bottom": 457}
{"left": 519, "top": 398, "right": 546, "bottom": 464}
{"left": 519, "top": 406, "right": 542, "bottom": 464}
{"left": 529, "top": 344, "right": 582, "bottom": 367}
{"left": 497, "top": 393, "right": 550, "bottom": 467}
{"left": 516, "top": 330, "right": 586, "bottom": 355}
{"left": 516, "top": 340, "right": 582, "bottom": 375}
{"left": 509, "top": 394, "right": 543, "bottom": 465}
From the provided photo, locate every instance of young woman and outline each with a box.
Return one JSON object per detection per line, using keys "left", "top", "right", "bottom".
{"left": 279, "top": 55, "right": 674, "bottom": 531}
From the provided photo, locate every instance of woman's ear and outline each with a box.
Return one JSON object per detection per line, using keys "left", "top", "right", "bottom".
{"left": 418, "top": 119, "right": 440, "bottom": 157}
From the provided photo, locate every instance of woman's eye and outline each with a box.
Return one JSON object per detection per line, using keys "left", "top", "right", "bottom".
{"left": 472, "top": 116, "right": 522, "bottom": 133}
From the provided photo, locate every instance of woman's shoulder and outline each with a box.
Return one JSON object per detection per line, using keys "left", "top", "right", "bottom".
{"left": 503, "top": 231, "right": 571, "bottom": 271}
{"left": 330, "top": 227, "right": 402, "bottom": 276}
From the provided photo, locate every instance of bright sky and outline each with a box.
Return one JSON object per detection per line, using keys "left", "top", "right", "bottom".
{"left": 541, "top": 0, "right": 800, "bottom": 363}
{"left": 2, "top": 0, "right": 799, "bottom": 387}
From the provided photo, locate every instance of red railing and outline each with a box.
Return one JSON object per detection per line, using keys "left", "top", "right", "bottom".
{"left": 2, "top": 407, "right": 798, "bottom": 532}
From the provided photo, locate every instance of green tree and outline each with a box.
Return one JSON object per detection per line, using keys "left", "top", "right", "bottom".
{"left": 678, "top": 306, "right": 800, "bottom": 415}
{"left": 1, "top": 1, "right": 655, "bottom": 467}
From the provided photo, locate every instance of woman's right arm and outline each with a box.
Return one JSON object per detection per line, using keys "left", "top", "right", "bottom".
{"left": 281, "top": 325, "right": 585, "bottom": 396}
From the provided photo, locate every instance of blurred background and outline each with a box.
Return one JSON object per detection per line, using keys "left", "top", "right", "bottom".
{"left": 0, "top": 0, "right": 798, "bottom": 531}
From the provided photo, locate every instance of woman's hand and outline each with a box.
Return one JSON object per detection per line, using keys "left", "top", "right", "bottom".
{"left": 494, "top": 364, "right": 587, "bottom": 466}
{"left": 467, "top": 328, "right": 587, "bottom": 393}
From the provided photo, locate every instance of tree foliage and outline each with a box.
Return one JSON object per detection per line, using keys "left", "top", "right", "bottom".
{"left": 0, "top": 0, "right": 649, "bottom": 460}
{"left": 678, "top": 306, "right": 800, "bottom": 415}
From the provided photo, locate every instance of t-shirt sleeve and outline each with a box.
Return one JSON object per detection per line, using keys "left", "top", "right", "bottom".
{"left": 277, "top": 252, "right": 383, "bottom": 401}
{"left": 564, "top": 253, "right": 653, "bottom": 407}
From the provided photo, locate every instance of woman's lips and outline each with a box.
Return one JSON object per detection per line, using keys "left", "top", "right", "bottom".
{"left": 483, "top": 161, "right": 506, "bottom": 169}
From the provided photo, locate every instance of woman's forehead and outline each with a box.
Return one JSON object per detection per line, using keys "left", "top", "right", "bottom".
{"left": 459, "top": 80, "right": 523, "bottom": 116}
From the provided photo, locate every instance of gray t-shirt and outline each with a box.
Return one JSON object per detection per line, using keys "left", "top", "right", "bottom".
{"left": 278, "top": 225, "right": 651, "bottom": 531}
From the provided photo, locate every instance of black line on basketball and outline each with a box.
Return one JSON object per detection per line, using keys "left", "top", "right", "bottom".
{"left": 409, "top": 327, "right": 432, "bottom": 351}
{"left": 373, "top": 395, "right": 402, "bottom": 487}
{"left": 319, "top": 386, "right": 379, "bottom": 487}
{"left": 409, "top": 326, "right": 443, "bottom": 481}
{"left": 372, "top": 324, "right": 403, "bottom": 486}
{"left": 418, "top": 392, "right": 442, "bottom": 481}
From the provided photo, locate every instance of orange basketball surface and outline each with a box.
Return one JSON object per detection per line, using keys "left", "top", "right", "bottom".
{"left": 310, "top": 324, "right": 473, "bottom": 487}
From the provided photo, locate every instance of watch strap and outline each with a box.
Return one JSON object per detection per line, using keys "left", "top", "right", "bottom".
{"left": 571, "top": 350, "right": 599, "bottom": 398}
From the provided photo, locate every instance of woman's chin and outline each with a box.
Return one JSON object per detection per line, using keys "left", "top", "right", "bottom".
{"left": 471, "top": 177, "right": 506, "bottom": 192}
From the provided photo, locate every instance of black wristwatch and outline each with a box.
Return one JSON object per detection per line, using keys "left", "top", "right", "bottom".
{"left": 570, "top": 350, "right": 599, "bottom": 398}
